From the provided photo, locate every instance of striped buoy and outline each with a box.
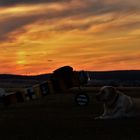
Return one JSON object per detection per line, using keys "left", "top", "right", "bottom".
{"left": 75, "top": 92, "right": 89, "bottom": 106}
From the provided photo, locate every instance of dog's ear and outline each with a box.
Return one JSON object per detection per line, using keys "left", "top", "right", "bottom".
{"left": 108, "top": 86, "right": 116, "bottom": 94}
{"left": 95, "top": 89, "right": 106, "bottom": 102}
{"left": 107, "top": 86, "right": 117, "bottom": 100}
{"left": 96, "top": 87, "right": 110, "bottom": 102}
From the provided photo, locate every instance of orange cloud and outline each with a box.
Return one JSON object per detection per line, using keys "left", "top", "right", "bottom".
{"left": 0, "top": 0, "right": 140, "bottom": 75}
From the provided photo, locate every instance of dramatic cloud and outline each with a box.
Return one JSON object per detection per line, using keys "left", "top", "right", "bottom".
{"left": 0, "top": 0, "right": 139, "bottom": 40}
{"left": 0, "top": 15, "right": 40, "bottom": 41}
{"left": 0, "top": 0, "right": 71, "bottom": 7}
{"left": 0, "top": 0, "right": 140, "bottom": 74}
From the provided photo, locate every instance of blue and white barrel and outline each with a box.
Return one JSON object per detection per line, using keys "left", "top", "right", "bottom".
{"left": 25, "top": 87, "right": 36, "bottom": 101}
{"left": 40, "top": 82, "right": 50, "bottom": 96}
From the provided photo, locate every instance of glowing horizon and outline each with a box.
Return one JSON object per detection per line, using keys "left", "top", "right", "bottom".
{"left": 0, "top": 0, "right": 140, "bottom": 75}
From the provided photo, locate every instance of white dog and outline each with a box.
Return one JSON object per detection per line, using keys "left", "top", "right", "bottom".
{"left": 95, "top": 86, "right": 140, "bottom": 119}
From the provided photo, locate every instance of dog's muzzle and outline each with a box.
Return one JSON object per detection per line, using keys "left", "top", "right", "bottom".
{"left": 96, "top": 92, "right": 107, "bottom": 102}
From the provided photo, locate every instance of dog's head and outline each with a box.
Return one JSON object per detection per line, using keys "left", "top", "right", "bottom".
{"left": 96, "top": 86, "right": 118, "bottom": 104}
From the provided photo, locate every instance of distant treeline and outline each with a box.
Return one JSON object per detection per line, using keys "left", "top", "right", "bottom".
{"left": 0, "top": 74, "right": 51, "bottom": 81}
{"left": 88, "top": 70, "right": 140, "bottom": 81}
{"left": 1, "top": 70, "right": 140, "bottom": 81}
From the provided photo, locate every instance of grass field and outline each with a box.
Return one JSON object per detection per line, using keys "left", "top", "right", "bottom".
{"left": 0, "top": 87, "right": 140, "bottom": 140}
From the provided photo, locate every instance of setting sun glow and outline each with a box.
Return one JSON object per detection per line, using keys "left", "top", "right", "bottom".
{"left": 0, "top": 0, "right": 140, "bottom": 75}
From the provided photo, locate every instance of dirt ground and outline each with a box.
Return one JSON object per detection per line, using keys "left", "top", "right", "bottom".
{"left": 0, "top": 89, "right": 140, "bottom": 140}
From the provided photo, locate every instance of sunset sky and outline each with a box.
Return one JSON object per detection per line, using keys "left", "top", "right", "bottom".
{"left": 0, "top": 0, "right": 140, "bottom": 75}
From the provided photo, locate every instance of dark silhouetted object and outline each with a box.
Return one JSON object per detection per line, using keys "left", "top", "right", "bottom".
{"left": 51, "top": 66, "right": 89, "bottom": 93}
{"left": 15, "top": 91, "right": 24, "bottom": 102}
{"left": 78, "top": 71, "right": 88, "bottom": 86}
{"left": 51, "top": 66, "right": 74, "bottom": 92}
{"left": 3, "top": 93, "right": 17, "bottom": 106}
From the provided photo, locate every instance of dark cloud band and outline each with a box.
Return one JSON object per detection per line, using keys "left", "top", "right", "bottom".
{"left": 0, "top": 0, "right": 70, "bottom": 7}
{"left": 0, "top": 0, "right": 139, "bottom": 41}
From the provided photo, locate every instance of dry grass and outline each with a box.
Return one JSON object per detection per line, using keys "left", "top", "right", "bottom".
{"left": 0, "top": 88, "right": 140, "bottom": 140}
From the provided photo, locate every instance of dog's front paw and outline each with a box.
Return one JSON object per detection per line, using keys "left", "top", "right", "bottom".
{"left": 94, "top": 116, "right": 102, "bottom": 120}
